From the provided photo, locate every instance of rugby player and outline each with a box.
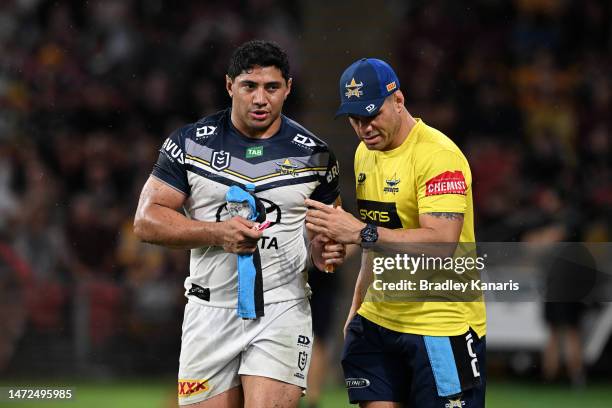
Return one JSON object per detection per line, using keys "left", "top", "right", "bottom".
{"left": 305, "top": 58, "right": 486, "bottom": 408}
{"left": 134, "top": 40, "right": 345, "bottom": 408}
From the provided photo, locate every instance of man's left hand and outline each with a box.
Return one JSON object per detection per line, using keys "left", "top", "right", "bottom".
{"left": 310, "top": 233, "right": 346, "bottom": 271}
{"left": 305, "top": 199, "right": 365, "bottom": 245}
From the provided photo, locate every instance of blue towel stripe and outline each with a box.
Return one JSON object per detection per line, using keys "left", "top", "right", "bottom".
{"left": 423, "top": 336, "right": 462, "bottom": 397}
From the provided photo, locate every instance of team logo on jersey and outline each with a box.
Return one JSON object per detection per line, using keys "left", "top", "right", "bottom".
{"left": 246, "top": 146, "right": 263, "bottom": 158}
{"left": 357, "top": 173, "right": 366, "bottom": 184}
{"left": 276, "top": 159, "right": 299, "bottom": 176}
{"left": 216, "top": 197, "right": 282, "bottom": 227}
{"left": 345, "top": 78, "right": 364, "bottom": 98}
{"left": 383, "top": 174, "right": 400, "bottom": 194}
{"left": 195, "top": 125, "right": 216, "bottom": 140}
{"left": 211, "top": 150, "right": 231, "bottom": 171}
{"left": 298, "top": 351, "right": 308, "bottom": 371}
{"left": 292, "top": 134, "right": 319, "bottom": 149}
{"left": 425, "top": 171, "right": 466, "bottom": 196}
{"left": 178, "top": 379, "right": 209, "bottom": 398}
{"left": 445, "top": 398, "right": 465, "bottom": 408}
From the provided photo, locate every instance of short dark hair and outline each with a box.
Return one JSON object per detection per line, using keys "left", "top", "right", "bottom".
{"left": 227, "top": 40, "right": 290, "bottom": 82}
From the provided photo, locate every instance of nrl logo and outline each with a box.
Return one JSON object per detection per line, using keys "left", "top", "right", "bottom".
{"left": 345, "top": 78, "right": 364, "bottom": 98}
{"left": 276, "top": 158, "right": 299, "bottom": 176}
{"left": 383, "top": 174, "right": 400, "bottom": 194}
{"left": 211, "top": 150, "right": 231, "bottom": 171}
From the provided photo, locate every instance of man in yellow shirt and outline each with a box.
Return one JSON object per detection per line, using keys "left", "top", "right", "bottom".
{"left": 306, "top": 58, "right": 486, "bottom": 408}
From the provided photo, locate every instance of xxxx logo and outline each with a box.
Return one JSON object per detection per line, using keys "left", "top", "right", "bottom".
{"left": 178, "top": 379, "right": 209, "bottom": 398}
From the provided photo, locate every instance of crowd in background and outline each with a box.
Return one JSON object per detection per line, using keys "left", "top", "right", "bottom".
{"left": 0, "top": 0, "right": 610, "bottom": 378}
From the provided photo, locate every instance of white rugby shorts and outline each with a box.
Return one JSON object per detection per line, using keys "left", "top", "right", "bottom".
{"left": 177, "top": 298, "right": 313, "bottom": 405}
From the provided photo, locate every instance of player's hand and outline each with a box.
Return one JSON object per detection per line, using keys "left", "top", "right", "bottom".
{"left": 310, "top": 234, "right": 346, "bottom": 271}
{"left": 305, "top": 199, "right": 365, "bottom": 245}
{"left": 221, "top": 216, "right": 263, "bottom": 254}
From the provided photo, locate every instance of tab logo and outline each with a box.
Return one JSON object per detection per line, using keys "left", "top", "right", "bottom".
{"left": 425, "top": 171, "right": 467, "bottom": 196}
{"left": 211, "top": 150, "right": 231, "bottom": 171}
{"left": 246, "top": 146, "right": 263, "bottom": 158}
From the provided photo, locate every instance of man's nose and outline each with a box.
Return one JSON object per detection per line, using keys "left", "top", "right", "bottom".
{"left": 253, "top": 87, "right": 267, "bottom": 105}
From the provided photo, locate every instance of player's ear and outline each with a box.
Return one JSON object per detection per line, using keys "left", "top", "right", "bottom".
{"left": 284, "top": 77, "right": 292, "bottom": 100}
{"left": 394, "top": 90, "right": 404, "bottom": 113}
{"left": 225, "top": 75, "right": 234, "bottom": 97}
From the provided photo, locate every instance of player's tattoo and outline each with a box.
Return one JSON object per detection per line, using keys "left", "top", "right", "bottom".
{"left": 425, "top": 212, "right": 464, "bottom": 220}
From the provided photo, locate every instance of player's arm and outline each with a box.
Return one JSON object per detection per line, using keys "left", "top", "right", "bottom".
{"left": 344, "top": 249, "right": 373, "bottom": 338}
{"left": 307, "top": 196, "right": 346, "bottom": 270}
{"left": 305, "top": 200, "right": 463, "bottom": 244}
{"left": 134, "top": 176, "right": 262, "bottom": 253}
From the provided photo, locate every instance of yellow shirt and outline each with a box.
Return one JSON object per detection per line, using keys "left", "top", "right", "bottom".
{"left": 355, "top": 119, "right": 486, "bottom": 338}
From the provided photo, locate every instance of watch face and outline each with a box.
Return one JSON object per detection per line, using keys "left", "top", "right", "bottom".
{"left": 361, "top": 225, "right": 378, "bottom": 243}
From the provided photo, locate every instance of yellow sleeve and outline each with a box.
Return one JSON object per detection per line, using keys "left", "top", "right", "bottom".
{"left": 416, "top": 150, "right": 471, "bottom": 214}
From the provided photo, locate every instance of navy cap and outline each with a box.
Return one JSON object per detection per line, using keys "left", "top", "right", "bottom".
{"left": 335, "top": 58, "right": 400, "bottom": 118}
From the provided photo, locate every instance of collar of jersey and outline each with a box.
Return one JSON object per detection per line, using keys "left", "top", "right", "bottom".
{"left": 377, "top": 118, "right": 422, "bottom": 158}
{"left": 227, "top": 110, "right": 287, "bottom": 145}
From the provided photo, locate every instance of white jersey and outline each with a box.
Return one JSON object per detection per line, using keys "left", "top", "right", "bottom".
{"left": 152, "top": 109, "right": 340, "bottom": 308}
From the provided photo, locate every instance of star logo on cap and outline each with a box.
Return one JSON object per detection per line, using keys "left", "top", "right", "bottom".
{"left": 345, "top": 78, "right": 364, "bottom": 98}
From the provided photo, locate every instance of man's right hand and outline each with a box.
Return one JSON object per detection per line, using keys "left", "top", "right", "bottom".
{"left": 221, "top": 216, "right": 263, "bottom": 254}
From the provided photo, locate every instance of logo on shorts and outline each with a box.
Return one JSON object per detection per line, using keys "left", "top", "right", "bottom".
{"left": 345, "top": 378, "right": 370, "bottom": 389}
{"left": 178, "top": 379, "right": 209, "bottom": 398}
{"left": 445, "top": 398, "right": 465, "bottom": 408}
{"left": 298, "top": 351, "right": 308, "bottom": 371}
{"left": 297, "top": 335, "right": 311, "bottom": 347}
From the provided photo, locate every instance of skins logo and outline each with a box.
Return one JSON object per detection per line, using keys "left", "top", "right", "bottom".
{"left": 383, "top": 174, "right": 400, "bottom": 194}
{"left": 298, "top": 351, "right": 308, "bottom": 371}
{"left": 211, "top": 150, "right": 231, "bottom": 171}
{"left": 216, "top": 197, "right": 281, "bottom": 227}
{"left": 345, "top": 378, "right": 370, "bottom": 389}
{"left": 345, "top": 78, "right": 364, "bottom": 98}
{"left": 357, "top": 199, "right": 402, "bottom": 228}
{"left": 357, "top": 173, "right": 366, "bottom": 184}
{"left": 425, "top": 171, "right": 466, "bottom": 196}
{"left": 178, "top": 379, "right": 209, "bottom": 398}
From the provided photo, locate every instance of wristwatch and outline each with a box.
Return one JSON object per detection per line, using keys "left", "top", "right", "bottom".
{"left": 360, "top": 223, "right": 378, "bottom": 248}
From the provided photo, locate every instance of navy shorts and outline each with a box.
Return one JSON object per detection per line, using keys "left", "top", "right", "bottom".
{"left": 341, "top": 314, "right": 486, "bottom": 407}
